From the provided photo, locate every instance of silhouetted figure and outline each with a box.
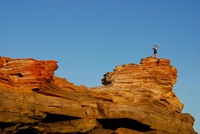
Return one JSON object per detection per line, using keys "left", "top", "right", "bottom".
{"left": 153, "top": 44, "right": 160, "bottom": 58}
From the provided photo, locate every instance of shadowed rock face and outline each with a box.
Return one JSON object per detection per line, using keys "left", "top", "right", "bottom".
{"left": 0, "top": 56, "right": 197, "bottom": 134}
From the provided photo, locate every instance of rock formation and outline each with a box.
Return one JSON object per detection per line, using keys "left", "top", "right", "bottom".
{"left": 0, "top": 56, "right": 197, "bottom": 134}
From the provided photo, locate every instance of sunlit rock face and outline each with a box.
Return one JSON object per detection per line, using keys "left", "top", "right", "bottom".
{"left": 0, "top": 56, "right": 197, "bottom": 134}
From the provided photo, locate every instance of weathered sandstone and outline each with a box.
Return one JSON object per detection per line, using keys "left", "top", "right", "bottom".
{"left": 0, "top": 56, "right": 197, "bottom": 134}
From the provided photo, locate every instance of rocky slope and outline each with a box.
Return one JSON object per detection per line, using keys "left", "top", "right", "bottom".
{"left": 0, "top": 56, "right": 197, "bottom": 134}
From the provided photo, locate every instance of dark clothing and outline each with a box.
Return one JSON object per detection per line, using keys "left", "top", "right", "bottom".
{"left": 154, "top": 48, "right": 157, "bottom": 54}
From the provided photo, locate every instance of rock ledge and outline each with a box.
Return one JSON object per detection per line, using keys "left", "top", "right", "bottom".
{"left": 0, "top": 56, "right": 197, "bottom": 134}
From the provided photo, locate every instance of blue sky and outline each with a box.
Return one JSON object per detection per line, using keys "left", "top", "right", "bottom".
{"left": 0, "top": 0, "right": 199, "bottom": 132}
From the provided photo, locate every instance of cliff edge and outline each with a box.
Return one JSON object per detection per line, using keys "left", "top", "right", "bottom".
{"left": 0, "top": 56, "right": 197, "bottom": 134}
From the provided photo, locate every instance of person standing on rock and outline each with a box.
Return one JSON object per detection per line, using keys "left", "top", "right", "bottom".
{"left": 153, "top": 44, "right": 160, "bottom": 58}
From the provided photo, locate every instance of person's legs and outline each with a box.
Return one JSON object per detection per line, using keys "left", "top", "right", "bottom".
{"left": 154, "top": 53, "right": 158, "bottom": 58}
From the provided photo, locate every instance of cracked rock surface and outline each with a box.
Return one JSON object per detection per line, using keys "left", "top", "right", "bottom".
{"left": 0, "top": 56, "right": 197, "bottom": 134}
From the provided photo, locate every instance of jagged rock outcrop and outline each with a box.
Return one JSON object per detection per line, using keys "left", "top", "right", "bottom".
{"left": 0, "top": 56, "right": 197, "bottom": 134}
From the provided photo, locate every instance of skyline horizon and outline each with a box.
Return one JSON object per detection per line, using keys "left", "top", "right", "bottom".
{"left": 1, "top": 0, "right": 199, "bottom": 132}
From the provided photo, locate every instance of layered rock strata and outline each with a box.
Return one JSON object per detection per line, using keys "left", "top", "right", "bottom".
{"left": 0, "top": 56, "right": 197, "bottom": 134}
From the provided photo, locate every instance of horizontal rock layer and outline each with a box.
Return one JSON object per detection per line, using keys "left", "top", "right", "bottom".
{"left": 0, "top": 56, "right": 197, "bottom": 134}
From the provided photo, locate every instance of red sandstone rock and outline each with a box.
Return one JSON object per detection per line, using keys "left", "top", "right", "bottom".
{"left": 102, "top": 57, "right": 177, "bottom": 92}
{"left": 0, "top": 57, "right": 58, "bottom": 90}
{"left": 0, "top": 56, "right": 197, "bottom": 134}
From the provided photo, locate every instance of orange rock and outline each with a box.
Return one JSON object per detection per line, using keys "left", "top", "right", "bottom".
{"left": 102, "top": 57, "right": 177, "bottom": 92}
{"left": 0, "top": 56, "right": 197, "bottom": 134}
{"left": 0, "top": 57, "right": 58, "bottom": 91}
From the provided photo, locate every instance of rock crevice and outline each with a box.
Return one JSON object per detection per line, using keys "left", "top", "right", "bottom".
{"left": 0, "top": 56, "right": 197, "bottom": 134}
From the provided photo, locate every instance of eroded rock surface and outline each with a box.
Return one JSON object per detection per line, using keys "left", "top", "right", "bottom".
{"left": 0, "top": 56, "right": 197, "bottom": 134}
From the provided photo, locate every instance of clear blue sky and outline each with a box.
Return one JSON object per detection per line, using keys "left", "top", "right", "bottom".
{"left": 0, "top": 0, "right": 199, "bottom": 132}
